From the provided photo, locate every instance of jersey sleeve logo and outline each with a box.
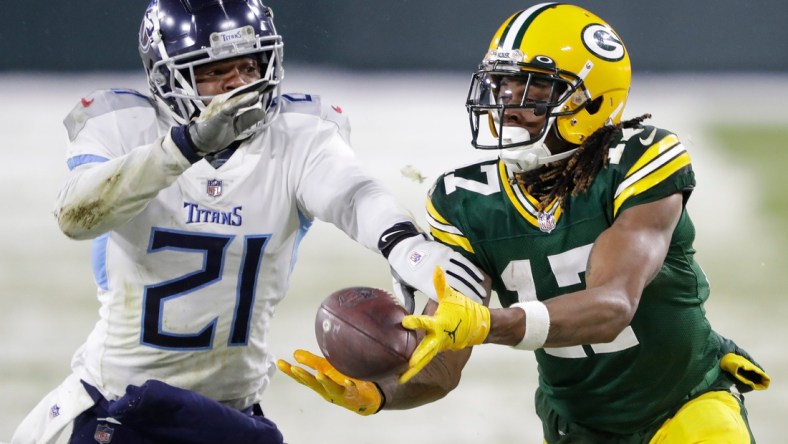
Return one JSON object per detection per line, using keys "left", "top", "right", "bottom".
{"left": 638, "top": 128, "right": 657, "bottom": 146}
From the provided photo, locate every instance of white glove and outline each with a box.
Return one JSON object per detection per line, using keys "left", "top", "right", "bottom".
{"left": 187, "top": 86, "right": 267, "bottom": 156}
{"left": 387, "top": 234, "right": 488, "bottom": 304}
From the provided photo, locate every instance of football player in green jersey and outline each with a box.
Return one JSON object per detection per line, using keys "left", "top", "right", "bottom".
{"left": 278, "top": 3, "right": 771, "bottom": 442}
{"left": 395, "top": 2, "right": 772, "bottom": 442}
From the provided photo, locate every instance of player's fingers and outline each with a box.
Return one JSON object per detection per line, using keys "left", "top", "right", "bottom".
{"left": 321, "top": 365, "right": 352, "bottom": 386}
{"left": 221, "top": 91, "right": 260, "bottom": 116}
{"left": 398, "top": 367, "right": 418, "bottom": 384}
{"left": 407, "top": 337, "right": 441, "bottom": 370}
{"left": 293, "top": 348, "right": 319, "bottom": 362}
{"left": 316, "top": 371, "right": 345, "bottom": 396}
{"left": 432, "top": 266, "right": 450, "bottom": 301}
{"left": 409, "top": 337, "right": 440, "bottom": 366}
{"left": 289, "top": 366, "right": 326, "bottom": 392}
{"left": 294, "top": 349, "right": 354, "bottom": 385}
{"left": 275, "top": 359, "right": 294, "bottom": 376}
{"left": 294, "top": 349, "right": 330, "bottom": 372}
{"left": 402, "top": 314, "right": 437, "bottom": 331}
{"left": 278, "top": 361, "right": 312, "bottom": 387}
{"left": 288, "top": 364, "right": 315, "bottom": 382}
{"left": 277, "top": 359, "right": 320, "bottom": 387}
{"left": 399, "top": 345, "right": 439, "bottom": 384}
{"left": 234, "top": 106, "right": 266, "bottom": 133}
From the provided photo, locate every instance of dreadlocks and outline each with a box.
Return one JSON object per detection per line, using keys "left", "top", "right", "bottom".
{"left": 512, "top": 113, "right": 652, "bottom": 210}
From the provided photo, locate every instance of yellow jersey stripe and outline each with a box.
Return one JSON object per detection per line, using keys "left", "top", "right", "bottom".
{"left": 429, "top": 226, "right": 475, "bottom": 254}
{"left": 499, "top": 161, "right": 539, "bottom": 225}
{"left": 625, "top": 134, "right": 680, "bottom": 179}
{"left": 499, "top": 161, "right": 564, "bottom": 225}
{"left": 426, "top": 198, "right": 450, "bottom": 225}
{"left": 426, "top": 197, "right": 474, "bottom": 254}
{"left": 613, "top": 151, "right": 691, "bottom": 216}
{"left": 615, "top": 143, "right": 687, "bottom": 199}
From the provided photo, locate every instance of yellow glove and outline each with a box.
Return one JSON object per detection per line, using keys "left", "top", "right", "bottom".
{"left": 276, "top": 349, "right": 383, "bottom": 416}
{"left": 399, "top": 266, "right": 490, "bottom": 384}
{"left": 720, "top": 352, "right": 771, "bottom": 392}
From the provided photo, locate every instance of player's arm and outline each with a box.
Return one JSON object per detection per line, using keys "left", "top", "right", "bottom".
{"left": 56, "top": 135, "right": 191, "bottom": 240}
{"left": 490, "top": 192, "right": 683, "bottom": 347}
{"left": 400, "top": 193, "right": 683, "bottom": 382}
{"left": 290, "top": 100, "right": 491, "bottom": 295}
{"left": 57, "top": 89, "right": 264, "bottom": 239}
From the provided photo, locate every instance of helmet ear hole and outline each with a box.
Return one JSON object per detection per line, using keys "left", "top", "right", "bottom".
{"left": 585, "top": 96, "right": 603, "bottom": 115}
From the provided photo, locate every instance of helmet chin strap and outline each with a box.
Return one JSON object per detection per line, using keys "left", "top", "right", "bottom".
{"left": 498, "top": 120, "right": 577, "bottom": 174}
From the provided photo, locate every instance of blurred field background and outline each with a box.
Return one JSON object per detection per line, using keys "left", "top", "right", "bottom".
{"left": 1, "top": 71, "right": 786, "bottom": 443}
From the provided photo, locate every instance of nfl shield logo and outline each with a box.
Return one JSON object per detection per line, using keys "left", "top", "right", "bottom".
{"left": 408, "top": 250, "right": 426, "bottom": 267}
{"left": 94, "top": 424, "right": 114, "bottom": 443}
{"left": 537, "top": 212, "right": 556, "bottom": 233}
{"left": 207, "top": 179, "right": 223, "bottom": 197}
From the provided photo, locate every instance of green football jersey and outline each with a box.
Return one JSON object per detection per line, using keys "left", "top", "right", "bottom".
{"left": 427, "top": 125, "right": 722, "bottom": 433}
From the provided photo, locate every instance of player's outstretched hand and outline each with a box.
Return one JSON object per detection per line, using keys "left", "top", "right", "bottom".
{"left": 276, "top": 350, "right": 383, "bottom": 416}
{"left": 399, "top": 266, "right": 490, "bottom": 384}
{"left": 188, "top": 86, "right": 266, "bottom": 156}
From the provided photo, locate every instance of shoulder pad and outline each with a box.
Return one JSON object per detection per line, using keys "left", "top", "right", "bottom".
{"left": 278, "top": 93, "right": 347, "bottom": 122}
{"left": 277, "top": 92, "right": 350, "bottom": 141}
{"left": 445, "top": 157, "right": 499, "bottom": 177}
{"left": 432, "top": 158, "right": 502, "bottom": 198}
{"left": 277, "top": 92, "right": 323, "bottom": 116}
{"left": 607, "top": 124, "right": 694, "bottom": 215}
{"left": 64, "top": 89, "right": 154, "bottom": 141}
{"left": 609, "top": 125, "right": 680, "bottom": 166}
{"left": 626, "top": 125, "right": 676, "bottom": 149}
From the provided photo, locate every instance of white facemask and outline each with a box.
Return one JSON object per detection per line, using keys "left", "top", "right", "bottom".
{"left": 497, "top": 120, "right": 577, "bottom": 174}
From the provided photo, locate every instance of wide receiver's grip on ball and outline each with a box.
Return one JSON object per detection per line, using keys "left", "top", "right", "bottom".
{"left": 399, "top": 266, "right": 491, "bottom": 384}
{"left": 315, "top": 287, "right": 417, "bottom": 381}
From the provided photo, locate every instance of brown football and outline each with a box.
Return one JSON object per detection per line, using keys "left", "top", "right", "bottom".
{"left": 315, "top": 287, "right": 417, "bottom": 381}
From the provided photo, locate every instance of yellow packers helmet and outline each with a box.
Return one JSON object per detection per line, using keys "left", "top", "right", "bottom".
{"left": 466, "top": 3, "right": 631, "bottom": 171}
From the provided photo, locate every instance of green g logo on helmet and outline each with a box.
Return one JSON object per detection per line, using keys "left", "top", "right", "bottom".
{"left": 582, "top": 24, "right": 625, "bottom": 61}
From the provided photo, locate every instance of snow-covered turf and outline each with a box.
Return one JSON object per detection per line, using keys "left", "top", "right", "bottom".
{"left": 1, "top": 71, "right": 786, "bottom": 443}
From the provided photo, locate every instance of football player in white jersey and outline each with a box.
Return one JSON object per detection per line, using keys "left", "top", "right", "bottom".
{"left": 11, "top": 1, "right": 488, "bottom": 443}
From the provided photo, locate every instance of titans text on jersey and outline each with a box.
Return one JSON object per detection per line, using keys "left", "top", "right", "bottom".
{"left": 183, "top": 202, "right": 243, "bottom": 225}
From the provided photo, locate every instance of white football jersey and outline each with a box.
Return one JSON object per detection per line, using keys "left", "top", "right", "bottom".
{"left": 57, "top": 89, "right": 410, "bottom": 409}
